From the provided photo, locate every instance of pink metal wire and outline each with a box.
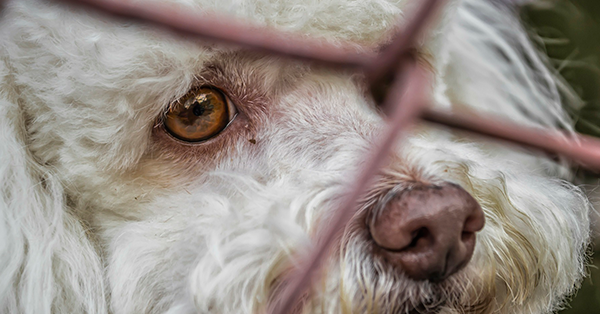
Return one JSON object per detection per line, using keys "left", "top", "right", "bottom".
{"left": 51, "top": 0, "right": 600, "bottom": 312}
{"left": 60, "top": 0, "right": 371, "bottom": 67}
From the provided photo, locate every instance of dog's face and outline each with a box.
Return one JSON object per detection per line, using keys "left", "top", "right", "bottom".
{"left": 0, "top": 0, "right": 591, "bottom": 313}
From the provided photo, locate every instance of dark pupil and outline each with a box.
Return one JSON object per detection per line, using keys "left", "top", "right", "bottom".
{"left": 192, "top": 101, "right": 206, "bottom": 116}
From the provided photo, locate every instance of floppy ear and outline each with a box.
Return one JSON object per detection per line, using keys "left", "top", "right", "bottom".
{"left": 0, "top": 64, "right": 106, "bottom": 313}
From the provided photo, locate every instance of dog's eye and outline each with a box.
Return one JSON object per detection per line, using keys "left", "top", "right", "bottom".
{"left": 164, "top": 87, "right": 236, "bottom": 142}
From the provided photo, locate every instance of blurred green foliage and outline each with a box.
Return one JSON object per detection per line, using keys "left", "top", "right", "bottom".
{"left": 521, "top": 1, "right": 600, "bottom": 313}
{"left": 522, "top": 0, "right": 600, "bottom": 137}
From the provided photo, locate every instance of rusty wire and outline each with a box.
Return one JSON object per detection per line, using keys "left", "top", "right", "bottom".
{"left": 50, "top": 0, "right": 600, "bottom": 312}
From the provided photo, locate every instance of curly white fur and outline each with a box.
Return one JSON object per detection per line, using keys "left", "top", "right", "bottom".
{"left": 0, "top": 0, "right": 591, "bottom": 313}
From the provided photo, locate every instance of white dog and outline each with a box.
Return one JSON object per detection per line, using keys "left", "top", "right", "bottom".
{"left": 0, "top": 0, "right": 591, "bottom": 313}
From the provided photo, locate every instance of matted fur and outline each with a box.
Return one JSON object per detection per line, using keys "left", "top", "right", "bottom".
{"left": 0, "top": 0, "right": 590, "bottom": 313}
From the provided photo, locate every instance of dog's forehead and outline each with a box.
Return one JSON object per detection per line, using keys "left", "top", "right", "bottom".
{"left": 164, "top": 0, "right": 412, "bottom": 44}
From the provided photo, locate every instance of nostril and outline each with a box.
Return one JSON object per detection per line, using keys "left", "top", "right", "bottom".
{"left": 461, "top": 231, "right": 475, "bottom": 243}
{"left": 408, "top": 227, "right": 429, "bottom": 249}
{"left": 405, "top": 227, "right": 440, "bottom": 253}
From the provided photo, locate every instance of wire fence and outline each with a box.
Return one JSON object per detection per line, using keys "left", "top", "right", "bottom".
{"left": 49, "top": 0, "right": 600, "bottom": 312}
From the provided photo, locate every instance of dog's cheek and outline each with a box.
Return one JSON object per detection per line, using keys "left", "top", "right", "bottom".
{"left": 98, "top": 171, "right": 326, "bottom": 313}
{"left": 380, "top": 134, "right": 590, "bottom": 313}
{"left": 438, "top": 163, "right": 589, "bottom": 313}
{"left": 103, "top": 219, "right": 200, "bottom": 313}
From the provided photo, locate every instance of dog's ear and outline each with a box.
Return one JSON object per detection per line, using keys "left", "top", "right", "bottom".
{"left": 0, "top": 63, "right": 106, "bottom": 313}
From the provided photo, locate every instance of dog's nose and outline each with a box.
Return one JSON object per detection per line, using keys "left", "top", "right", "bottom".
{"left": 368, "top": 183, "right": 485, "bottom": 281}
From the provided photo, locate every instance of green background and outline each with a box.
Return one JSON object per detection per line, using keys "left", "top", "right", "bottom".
{"left": 521, "top": 0, "right": 600, "bottom": 313}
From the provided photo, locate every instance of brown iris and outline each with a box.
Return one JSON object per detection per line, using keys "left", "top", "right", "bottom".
{"left": 164, "top": 87, "right": 232, "bottom": 142}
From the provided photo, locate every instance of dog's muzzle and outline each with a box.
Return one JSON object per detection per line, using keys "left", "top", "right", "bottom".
{"left": 368, "top": 183, "right": 485, "bottom": 282}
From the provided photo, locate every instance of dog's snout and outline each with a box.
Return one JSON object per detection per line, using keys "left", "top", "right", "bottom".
{"left": 368, "top": 184, "right": 485, "bottom": 281}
